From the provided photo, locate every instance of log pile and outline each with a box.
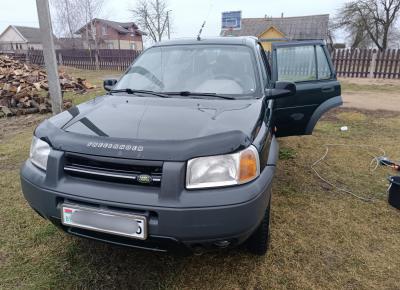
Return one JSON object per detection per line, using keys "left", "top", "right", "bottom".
{"left": 0, "top": 55, "right": 95, "bottom": 117}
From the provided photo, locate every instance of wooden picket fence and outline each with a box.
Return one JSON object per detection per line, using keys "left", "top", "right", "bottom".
{"left": 331, "top": 48, "right": 400, "bottom": 79}
{"left": 58, "top": 49, "right": 141, "bottom": 70}
{"left": 3, "top": 47, "right": 400, "bottom": 78}
{"left": 1, "top": 49, "right": 141, "bottom": 71}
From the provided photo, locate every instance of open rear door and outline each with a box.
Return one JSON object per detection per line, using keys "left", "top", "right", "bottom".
{"left": 271, "top": 41, "right": 342, "bottom": 137}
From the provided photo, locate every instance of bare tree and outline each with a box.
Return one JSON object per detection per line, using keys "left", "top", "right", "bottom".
{"left": 50, "top": 0, "right": 105, "bottom": 50}
{"left": 332, "top": 12, "right": 373, "bottom": 49}
{"left": 334, "top": 0, "right": 400, "bottom": 50}
{"left": 131, "top": 0, "right": 170, "bottom": 42}
{"left": 80, "top": 0, "right": 105, "bottom": 50}
{"left": 50, "top": 0, "right": 84, "bottom": 46}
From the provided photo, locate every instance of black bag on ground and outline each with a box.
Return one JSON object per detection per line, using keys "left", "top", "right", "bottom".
{"left": 388, "top": 176, "right": 400, "bottom": 210}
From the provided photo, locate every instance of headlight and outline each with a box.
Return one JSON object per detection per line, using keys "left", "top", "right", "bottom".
{"left": 29, "top": 136, "right": 50, "bottom": 171}
{"left": 186, "top": 145, "right": 260, "bottom": 189}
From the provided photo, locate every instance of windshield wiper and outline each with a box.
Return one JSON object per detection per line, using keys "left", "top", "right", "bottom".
{"left": 163, "top": 91, "right": 235, "bottom": 100}
{"left": 110, "top": 89, "right": 170, "bottom": 98}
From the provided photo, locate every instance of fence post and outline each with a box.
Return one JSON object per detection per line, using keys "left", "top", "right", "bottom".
{"left": 368, "top": 50, "right": 378, "bottom": 78}
{"left": 25, "top": 50, "right": 30, "bottom": 64}
{"left": 95, "top": 50, "right": 100, "bottom": 70}
{"left": 58, "top": 52, "right": 63, "bottom": 66}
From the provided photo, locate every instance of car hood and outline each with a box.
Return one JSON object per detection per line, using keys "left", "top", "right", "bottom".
{"left": 36, "top": 95, "right": 265, "bottom": 161}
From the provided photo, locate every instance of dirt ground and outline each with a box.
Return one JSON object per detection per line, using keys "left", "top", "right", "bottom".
{"left": 340, "top": 77, "right": 400, "bottom": 111}
{"left": 0, "top": 114, "right": 48, "bottom": 142}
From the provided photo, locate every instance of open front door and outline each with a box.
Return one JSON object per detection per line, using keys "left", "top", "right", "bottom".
{"left": 271, "top": 41, "right": 342, "bottom": 137}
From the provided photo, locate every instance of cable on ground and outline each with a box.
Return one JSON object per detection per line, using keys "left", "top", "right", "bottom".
{"left": 311, "top": 144, "right": 393, "bottom": 202}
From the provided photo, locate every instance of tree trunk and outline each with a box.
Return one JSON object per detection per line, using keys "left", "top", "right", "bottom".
{"left": 157, "top": 0, "right": 161, "bottom": 42}
{"left": 64, "top": 0, "right": 75, "bottom": 48}
{"left": 381, "top": 25, "right": 389, "bottom": 50}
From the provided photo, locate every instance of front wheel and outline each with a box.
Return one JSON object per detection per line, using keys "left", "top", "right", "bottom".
{"left": 245, "top": 199, "right": 271, "bottom": 256}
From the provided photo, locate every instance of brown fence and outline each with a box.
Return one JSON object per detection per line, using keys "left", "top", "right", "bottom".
{"left": 1, "top": 49, "right": 141, "bottom": 71}
{"left": 331, "top": 48, "right": 400, "bottom": 79}
{"left": 3, "top": 47, "right": 400, "bottom": 78}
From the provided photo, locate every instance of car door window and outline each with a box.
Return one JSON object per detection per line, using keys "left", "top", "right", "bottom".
{"left": 272, "top": 41, "right": 341, "bottom": 137}
{"left": 276, "top": 45, "right": 334, "bottom": 82}
{"left": 258, "top": 45, "right": 268, "bottom": 86}
{"left": 316, "top": 45, "right": 332, "bottom": 80}
{"left": 276, "top": 45, "right": 316, "bottom": 82}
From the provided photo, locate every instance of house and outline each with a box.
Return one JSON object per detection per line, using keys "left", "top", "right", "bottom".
{"left": 75, "top": 18, "right": 146, "bottom": 50}
{"left": 0, "top": 25, "right": 59, "bottom": 51}
{"left": 58, "top": 37, "right": 85, "bottom": 49}
{"left": 221, "top": 14, "right": 330, "bottom": 51}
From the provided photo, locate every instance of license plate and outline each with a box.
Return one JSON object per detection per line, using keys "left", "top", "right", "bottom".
{"left": 61, "top": 204, "right": 147, "bottom": 240}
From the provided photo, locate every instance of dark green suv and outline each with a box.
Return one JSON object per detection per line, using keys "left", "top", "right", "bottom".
{"left": 21, "top": 37, "right": 341, "bottom": 255}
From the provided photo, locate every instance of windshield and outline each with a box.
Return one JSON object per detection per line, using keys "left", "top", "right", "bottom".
{"left": 115, "top": 45, "right": 259, "bottom": 97}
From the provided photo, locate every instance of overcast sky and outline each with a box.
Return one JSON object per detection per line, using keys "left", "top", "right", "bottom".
{"left": 0, "top": 0, "right": 348, "bottom": 41}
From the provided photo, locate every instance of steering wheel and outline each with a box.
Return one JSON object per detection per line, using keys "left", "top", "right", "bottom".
{"left": 214, "top": 73, "right": 252, "bottom": 91}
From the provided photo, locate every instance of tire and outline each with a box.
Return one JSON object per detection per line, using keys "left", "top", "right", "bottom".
{"left": 246, "top": 199, "right": 271, "bottom": 256}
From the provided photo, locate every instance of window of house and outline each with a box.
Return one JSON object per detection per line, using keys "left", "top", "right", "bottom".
{"left": 102, "top": 26, "right": 107, "bottom": 36}
{"left": 107, "top": 43, "right": 114, "bottom": 49}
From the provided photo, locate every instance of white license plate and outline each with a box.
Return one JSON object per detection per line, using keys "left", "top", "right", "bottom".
{"left": 61, "top": 204, "right": 147, "bottom": 240}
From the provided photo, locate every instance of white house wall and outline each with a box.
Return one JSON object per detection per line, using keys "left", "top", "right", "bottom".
{"left": 102, "top": 40, "right": 143, "bottom": 50}
{"left": 0, "top": 26, "right": 26, "bottom": 43}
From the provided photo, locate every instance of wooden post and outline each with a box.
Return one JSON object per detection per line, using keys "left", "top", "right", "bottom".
{"left": 118, "top": 35, "right": 121, "bottom": 71}
{"left": 368, "top": 50, "right": 378, "bottom": 78}
{"left": 95, "top": 50, "right": 100, "bottom": 70}
{"left": 25, "top": 49, "right": 30, "bottom": 64}
{"left": 58, "top": 52, "right": 63, "bottom": 66}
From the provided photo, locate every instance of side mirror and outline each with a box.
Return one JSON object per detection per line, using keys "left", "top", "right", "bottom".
{"left": 266, "top": 81, "right": 296, "bottom": 100}
{"left": 103, "top": 79, "right": 118, "bottom": 91}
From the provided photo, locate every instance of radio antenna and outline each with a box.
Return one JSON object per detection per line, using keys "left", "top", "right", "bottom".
{"left": 197, "top": 21, "right": 206, "bottom": 41}
{"left": 197, "top": 1, "right": 213, "bottom": 41}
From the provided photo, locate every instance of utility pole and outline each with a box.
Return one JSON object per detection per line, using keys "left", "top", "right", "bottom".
{"left": 36, "top": 0, "right": 62, "bottom": 114}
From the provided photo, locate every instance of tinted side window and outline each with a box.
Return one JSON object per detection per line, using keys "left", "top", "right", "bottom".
{"left": 276, "top": 45, "right": 333, "bottom": 82}
{"left": 316, "top": 45, "right": 332, "bottom": 79}
{"left": 276, "top": 46, "right": 316, "bottom": 82}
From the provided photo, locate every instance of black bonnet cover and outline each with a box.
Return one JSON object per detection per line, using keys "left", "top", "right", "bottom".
{"left": 35, "top": 119, "right": 253, "bottom": 161}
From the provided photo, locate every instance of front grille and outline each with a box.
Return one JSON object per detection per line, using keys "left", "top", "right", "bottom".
{"left": 64, "top": 152, "right": 163, "bottom": 187}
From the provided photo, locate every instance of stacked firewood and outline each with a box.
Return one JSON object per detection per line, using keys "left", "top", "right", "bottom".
{"left": 0, "top": 55, "right": 95, "bottom": 117}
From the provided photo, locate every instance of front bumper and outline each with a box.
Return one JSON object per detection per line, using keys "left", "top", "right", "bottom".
{"left": 20, "top": 149, "right": 276, "bottom": 252}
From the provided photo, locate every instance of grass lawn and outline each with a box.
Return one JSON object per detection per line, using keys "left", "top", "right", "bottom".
{"left": 1, "top": 69, "right": 399, "bottom": 289}
{"left": 60, "top": 67, "right": 121, "bottom": 105}
{"left": 340, "top": 77, "right": 400, "bottom": 93}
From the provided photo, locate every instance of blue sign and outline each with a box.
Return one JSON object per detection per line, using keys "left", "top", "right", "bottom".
{"left": 221, "top": 11, "right": 242, "bottom": 30}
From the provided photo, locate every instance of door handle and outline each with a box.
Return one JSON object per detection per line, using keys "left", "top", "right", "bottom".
{"left": 321, "top": 86, "right": 335, "bottom": 93}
